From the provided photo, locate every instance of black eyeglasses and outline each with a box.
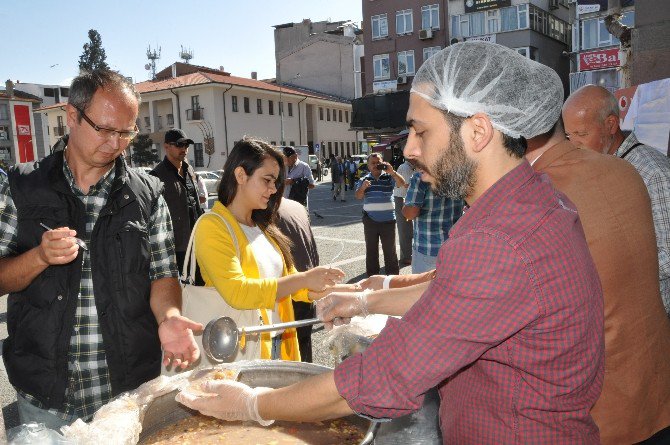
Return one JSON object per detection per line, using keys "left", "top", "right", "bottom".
{"left": 75, "top": 107, "right": 138, "bottom": 141}
{"left": 168, "top": 142, "right": 190, "bottom": 149}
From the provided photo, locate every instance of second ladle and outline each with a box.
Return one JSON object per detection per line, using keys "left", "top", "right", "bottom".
{"left": 203, "top": 316, "right": 322, "bottom": 362}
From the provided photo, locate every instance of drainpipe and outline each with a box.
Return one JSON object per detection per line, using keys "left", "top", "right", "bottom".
{"left": 169, "top": 88, "right": 181, "bottom": 128}
{"left": 297, "top": 96, "right": 307, "bottom": 145}
{"left": 222, "top": 85, "right": 233, "bottom": 158}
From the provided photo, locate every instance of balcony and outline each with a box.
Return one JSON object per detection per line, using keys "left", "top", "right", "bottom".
{"left": 186, "top": 108, "right": 204, "bottom": 121}
{"left": 53, "top": 126, "right": 66, "bottom": 136}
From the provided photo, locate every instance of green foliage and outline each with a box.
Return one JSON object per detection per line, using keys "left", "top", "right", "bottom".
{"left": 78, "top": 29, "right": 110, "bottom": 71}
{"left": 129, "top": 134, "right": 158, "bottom": 166}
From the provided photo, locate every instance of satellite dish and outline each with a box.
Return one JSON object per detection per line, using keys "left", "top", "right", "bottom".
{"left": 145, "top": 64, "right": 151, "bottom": 70}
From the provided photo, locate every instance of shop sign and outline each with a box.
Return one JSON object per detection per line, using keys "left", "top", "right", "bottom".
{"left": 466, "top": 34, "right": 496, "bottom": 43}
{"left": 577, "top": 0, "right": 634, "bottom": 16}
{"left": 579, "top": 48, "right": 620, "bottom": 71}
{"left": 373, "top": 80, "right": 398, "bottom": 94}
{"left": 464, "top": 0, "right": 511, "bottom": 13}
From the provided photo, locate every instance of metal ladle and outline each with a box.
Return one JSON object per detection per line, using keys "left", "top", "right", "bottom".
{"left": 203, "top": 316, "right": 322, "bottom": 362}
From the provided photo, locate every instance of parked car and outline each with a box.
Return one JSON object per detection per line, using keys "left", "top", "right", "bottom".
{"left": 308, "top": 155, "right": 318, "bottom": 174}
{"left": 198, "top": 171, "right": 221, "bottom": 195}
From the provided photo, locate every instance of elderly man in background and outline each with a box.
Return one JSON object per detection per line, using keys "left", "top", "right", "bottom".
{"left": 282, "top": 146, "right": 315, "bottom": 207}
{"left": 563, "top": 84, "right": 670, "bottom": 315}
{"left": 177, "top": 42, "right": 604, "bottom": 444}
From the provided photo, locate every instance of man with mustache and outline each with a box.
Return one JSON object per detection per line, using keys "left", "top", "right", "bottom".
{"left": 175, "top": 42, "right": 604, "bottom": 444}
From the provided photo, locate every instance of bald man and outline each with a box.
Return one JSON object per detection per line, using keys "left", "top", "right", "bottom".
{"left": 563, "top": 84, "right": 670, "bottom": 316}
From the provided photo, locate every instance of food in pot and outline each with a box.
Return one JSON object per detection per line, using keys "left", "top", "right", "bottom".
{"left": 141, "top": 414, "right": 365, "bottom": 444}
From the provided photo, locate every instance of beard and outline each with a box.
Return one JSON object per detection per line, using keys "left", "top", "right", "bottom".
{"left": 430, "top": 133, "right": 477, "bottom": 200}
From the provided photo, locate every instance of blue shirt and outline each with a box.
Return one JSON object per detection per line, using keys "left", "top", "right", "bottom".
{"left": 404, "top": 172, "right": 464, "bottom": 256}
{"left": 357, "top": 172, "right": 396, "bottom": 222}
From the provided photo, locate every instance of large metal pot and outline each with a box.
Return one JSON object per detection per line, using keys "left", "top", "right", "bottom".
{"left": 139, "top": 360, "right": 376, "bottom": 444}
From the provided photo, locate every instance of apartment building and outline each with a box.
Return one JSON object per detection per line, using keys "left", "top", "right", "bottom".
{"left": 569, "top": 0, "right": 634, "bottom": 93}
{"left": 34, "top": 102, "right": 68, "bottom": 151}
{"left": 135, "top": 62, "right": 356, "bottom": 169}
{"left": 0, "top": 81, "right": 40, "bottom": 167}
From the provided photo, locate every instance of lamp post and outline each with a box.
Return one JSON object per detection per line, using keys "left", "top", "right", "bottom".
{"left": 279, "top": 73, "right": 300, "bottom": 145}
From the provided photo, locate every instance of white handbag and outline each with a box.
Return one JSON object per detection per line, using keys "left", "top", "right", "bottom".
{"left": 162, "top": 212, "right": 262, "bottom": 375}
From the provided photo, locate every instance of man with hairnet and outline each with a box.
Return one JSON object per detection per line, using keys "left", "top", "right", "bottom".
{"left": 176, "top": 42, "right": 604, "bottom": 443}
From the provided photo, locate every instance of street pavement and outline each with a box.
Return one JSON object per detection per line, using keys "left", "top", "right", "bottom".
{"left": 0, "top": 172, "right": 410, "bottom": 432}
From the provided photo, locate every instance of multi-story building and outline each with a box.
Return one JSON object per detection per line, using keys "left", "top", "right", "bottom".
{"left": 569, "top": 0, "right": 635, "bottom": 93}
{"left": 354, "top": 0, "right": 573, "bottom": 139}
{"left": 9, "top": 82, "right": 70, "bottom": 159}
{"left": 0, "top": 81, "right": 40, "bottom": 167}
{"left": 34, "top": 102, "right": 68, "bottom": 152}
{"left": 135, "top": 62, "right": 356, "bottom": 169}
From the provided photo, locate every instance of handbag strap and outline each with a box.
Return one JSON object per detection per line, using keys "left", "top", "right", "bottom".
{"left": 620, "top": 142, "right": 643, "bottom": 159}
{"left": 182, "top": 211, "right": 240, "bottom": 284}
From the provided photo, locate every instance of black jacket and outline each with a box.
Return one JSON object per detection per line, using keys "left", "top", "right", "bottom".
{"left": 150, "top": 158, "right": 203, "bottom": 252}
{"left": 3, "top": 151, "right": 165, "bottom": 408}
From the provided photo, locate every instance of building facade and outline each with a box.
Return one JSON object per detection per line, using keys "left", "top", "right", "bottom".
{"left": 135, "top": 62, "right": 357, "bottom": 169}
{"left": 0, "top": 83, "right": 39, "bottom": 167}
{"left": 34, "top": 102, "right": 68, "bottom": 152}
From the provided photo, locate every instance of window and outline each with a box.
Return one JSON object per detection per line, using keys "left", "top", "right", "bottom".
{"left": 487, "top": 9, "right": 500, "bottom": 34}
{"left": 423, "top": 46, "right": 441, "bottom": 62}
{"left": 345, "top": 110, "right": 349, "bottom": 123}
{"left": 232, "top": 95, "right": 238, "bottom": 112}
{"left": 338, "top": 109, "right": 342, "bottom": 122}
{"left": 0, "top": 125, "right": 8, "bottom": 140}
{"left": 373, "top": 54, "right": 390, "bottom": 80}
{"left": 271, "top": 141, "right": 276, "bottom": 146}
{"left": 421, "top": 4, "right": 440, "bottom": 30}
{"left": 328, "top": 141, "right": 332, "bottom": 155}
{"left": 514, "top": 47, "right": 538, "bottom": 61}
{"left": 372, "top": 14, "right": 388, "bottom": 39}
{"left": 43, "top": 88, "right": 55, "bottom": 97}
{"left": 257, "top": 98, "right": 263, "bottom": 114}
{"left": 269, "top": 100, "right": 274, "bottom": 115}
{"left": 581, "top": 12, "right": 633, "bottom": 50}
{"left": 397, "top": 50, "right": 415, "bottom": 75}
{"left": 60, "top": 87, "right": 69, "bottom": 97}
{"left": 279, "top": 102, "right": 284, "bottom": 116}
{"left": 327, "top": 108, "right": 331, "bottom": 121}
{"left": 0, "top": 104, "right": 8, "bottom": 120}
{"left": 288, "top": 103, "right": 293, "bottom": 117}
{"left": 193, "top": 143, "right": 204, "bottom": 168}
{"left": 396, "top": 9, "right": 413, "bottom": 35}
{"left": 290, "top": 141, "right": 295, "bottom": 146}
{"left": 144, "top": 116, "right": 150, "bottom": 128}
{"left": 319, "top": 107, "right": 324, "bottom": 120}
{"left": 191, "top": 95, "right": 200, "bottom": 110}
{"left": 167, "top": 113, "right": 174, "bottom": 126}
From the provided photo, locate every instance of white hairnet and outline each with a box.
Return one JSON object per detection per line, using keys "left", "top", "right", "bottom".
{"left": 411, "top": 41, "right": 563, "bottom": 139}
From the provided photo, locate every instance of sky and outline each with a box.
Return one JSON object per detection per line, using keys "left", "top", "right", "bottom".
{"left": 1, "top": 0, "right": 363, "bottom": 87}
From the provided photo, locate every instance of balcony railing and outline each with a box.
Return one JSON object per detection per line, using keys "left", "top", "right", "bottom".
{"left": 53, "top": 126, "right": 66, "bottom": 136}
{"left": 186, "top": 108, "right": 204, "bottom": 121}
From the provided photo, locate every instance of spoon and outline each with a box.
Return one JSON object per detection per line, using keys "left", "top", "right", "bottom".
{"left": 202, "top": 316, "right": 322, "bottom": 362}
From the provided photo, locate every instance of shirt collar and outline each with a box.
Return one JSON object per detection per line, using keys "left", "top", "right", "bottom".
{"left": 62, "top": 149, "right": 116, "bottom": 196}
{"left": 614, "top": 132, "right": 640, "bottom": 157}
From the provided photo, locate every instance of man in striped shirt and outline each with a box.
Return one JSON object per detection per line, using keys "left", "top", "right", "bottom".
{"left": 355, "top": 153, "right": 406, "bottom": 276}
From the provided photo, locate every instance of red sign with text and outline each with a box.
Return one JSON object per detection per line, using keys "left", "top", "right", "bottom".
{"left": 579, "top": 48, "right": 621, "bottom": 72}
{"left": 13, "top": 104, "right": 34, "bottom": 163}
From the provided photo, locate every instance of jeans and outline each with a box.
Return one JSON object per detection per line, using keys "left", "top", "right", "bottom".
{"left": 271, "top": 335, "right": 283, "bottom": 360}
{"left": 17, "top": 393, "right": 76, "bottom": 430}
{"left": 394, "top": 197, "right": 413, "bottom": 263}
{"left": 363, "top": 214, "right": 399, "bottom": 276}
{"left": 411, "top": 248, "right": 438, "bottom": 274}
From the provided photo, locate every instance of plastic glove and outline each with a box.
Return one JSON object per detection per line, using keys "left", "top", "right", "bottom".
{"left": 175, "top": 380, "right": 274, "bottom": 426}
{"left": 357, "top": 275, "right": 386, "bottom": 290}
{"left": 316, "top": 290, "right": 370, "bottom": 330}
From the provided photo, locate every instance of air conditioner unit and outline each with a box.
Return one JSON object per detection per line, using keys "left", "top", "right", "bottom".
{"left": 549, "top": 0, "right": 559, "bottom": 9}
{"left": 397, "top": 75, "right": 408, "bottom": 85}
{"left": 419, "top": 28, "right": 434, "bottom": 40}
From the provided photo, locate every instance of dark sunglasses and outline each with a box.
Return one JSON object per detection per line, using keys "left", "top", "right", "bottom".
{"left": 169, "top": 142, "right": 190, "bottom": 149}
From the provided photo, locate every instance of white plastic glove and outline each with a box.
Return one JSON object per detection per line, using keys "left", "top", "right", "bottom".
{"left": 316, "top": 290, "right": 370, "bottom": 329}
{"left": 175, "top": 380, "right": 274, "bottom": 426}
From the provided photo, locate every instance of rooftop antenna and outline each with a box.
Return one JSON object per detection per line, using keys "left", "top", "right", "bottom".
{"left": 146, "top": 45, "right": 161, "bottom": 80}
{"left": 179, "top": 45, "right": 194, "bottom": 64}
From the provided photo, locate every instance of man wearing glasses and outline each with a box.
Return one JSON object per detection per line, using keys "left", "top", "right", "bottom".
{"left": 0, "top": 69, "right": 201, "bottom": 429}
{"left": 150, "top": 129, "right": 204, "bottom": 272}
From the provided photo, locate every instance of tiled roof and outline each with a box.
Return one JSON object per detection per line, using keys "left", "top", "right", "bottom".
{"left": 35, "top": 102, "right": 67, "bottom": 112}
{"left": 135, "top": 71, "right": 349, "bottom": 104}
{"left": 0, "top": 90, "right": 42, "bottom": 103}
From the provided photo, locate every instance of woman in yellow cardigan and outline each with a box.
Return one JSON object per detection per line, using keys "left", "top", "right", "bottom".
{"left": 194, "top": 138, "right": 345, "bottom": 361}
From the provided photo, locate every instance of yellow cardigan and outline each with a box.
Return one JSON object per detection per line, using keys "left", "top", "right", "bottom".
{"left": 194, "top": 201, "right": 310, "bottom": 361}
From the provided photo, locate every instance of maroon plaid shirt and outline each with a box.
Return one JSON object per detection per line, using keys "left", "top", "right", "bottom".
{"left": 335, "top": 162, "right": 604, "bottom": 444}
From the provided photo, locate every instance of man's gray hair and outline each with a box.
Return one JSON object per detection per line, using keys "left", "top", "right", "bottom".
{"left": 68, "top": 69, "right": 141, "bottom": 116}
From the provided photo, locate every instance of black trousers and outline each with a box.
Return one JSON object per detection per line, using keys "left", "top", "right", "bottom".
{"left": 363, "top": 213, "right": 399, "bottom": 276}
{"left": 292, "top": 301, "right": 315, "bottom": 362}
